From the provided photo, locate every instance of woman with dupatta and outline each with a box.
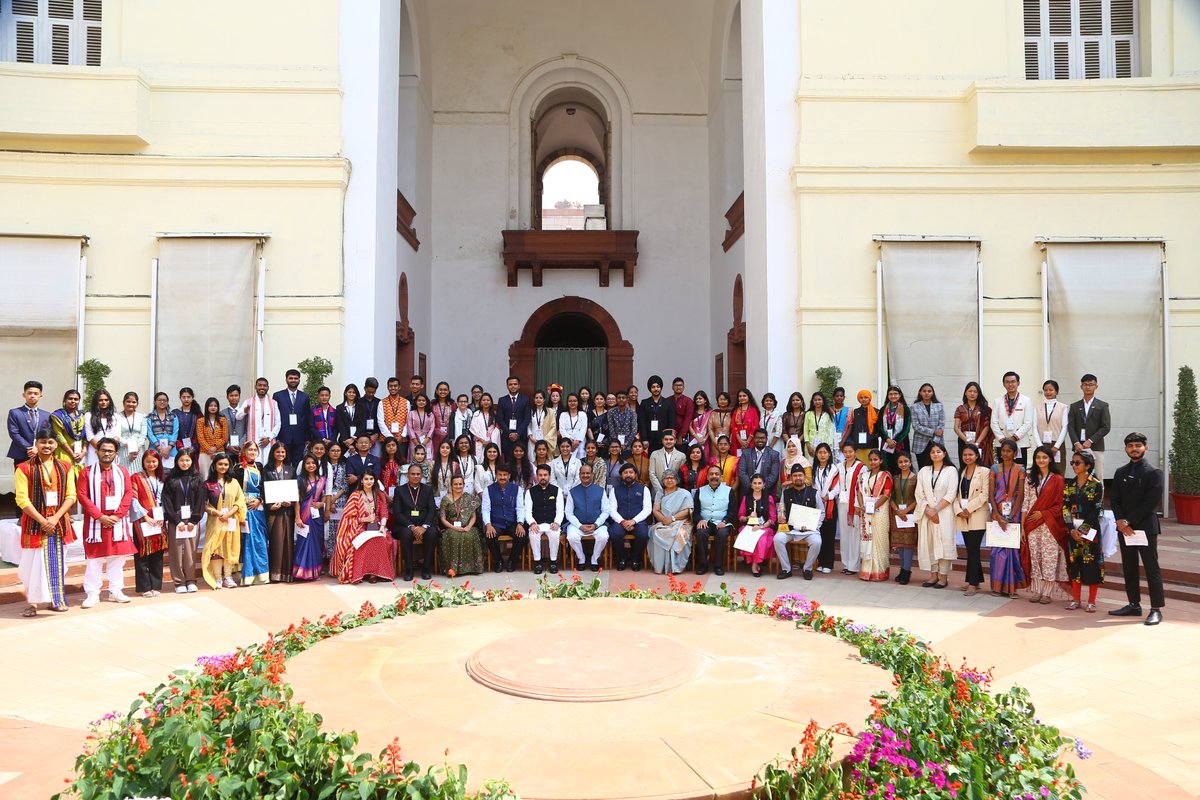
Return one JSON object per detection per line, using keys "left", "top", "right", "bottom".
{"left": 1023, "top": 444, "right": 1070, "bottom": 604}
{"left": 332, "top": 471, "right": 394, "bottom": 584}
{"left": 130, "top": 449, "right": 168, "bottom": 596}
{"left": 438, "top": 474, "right": 484, "bottom": 576}
{"left": 201, "top": 454, "right": 246, "bottom": 590}
{"left": 293, "top": 455, "right": 326, "bottom": 581}
{"left": 856, "top": 449, "right": 893, "bottom": 581}
{"left": 989, "top": 438, "right": 1029, "bottom": 598}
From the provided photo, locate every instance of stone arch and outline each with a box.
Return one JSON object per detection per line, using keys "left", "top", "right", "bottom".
{"left": 509, "top": 296, "right": 634, "bottom": 393}
{"left": 508, "top": 55, "right": 633, "bottom": 230}
{"left": 722, "top": 1, "right": 742, "bottom": 81}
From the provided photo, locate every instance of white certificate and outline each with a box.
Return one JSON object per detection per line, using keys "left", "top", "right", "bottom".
{"left": 894, "top": 514, "right": 915, "bottom": 529}
{"left": 352, "top": 529, "right": 385, "bottom": 549}
{"left": 1124, "top": 529, "right": 1149, "bottom": 547}
{"left": 985, "top": 521, "right": 1021, "bottom": 549}
{"left": 733, "top": 526, "right": 764, "bottom": 552}
{"left": 263, "top": 480, "right": 300, "bottom": 504}
{"left": 787, "top": 504, "right": 821, "bottom": 531}
{"left": 175, "top": 523, "right": 197, "bottom": 540}
{"left": 1081, "top": 528, "right": 1097, "bottom": 542}
{"left": 295, "top": 522, "right": 309, "bottom": 539}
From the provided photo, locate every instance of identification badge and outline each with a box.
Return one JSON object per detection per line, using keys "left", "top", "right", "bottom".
{"left": 1042, "top": 430, "right": 1053, "bottom": 443}
{"left": 182, "top": 437, "right": 192, "bottom": 449}
{"left": 180, "top": 504, "right": 192, "bottom": 519}
{"left": 289, "top": 414, "right": 298, "bottom": 426}
{"left": 1006, "top": 417, "right": 1016, "bottom": 431}
{"left": 839, "top": 489, "right": 849, "bottom": 503}
{"left": 965, "top": 431, "right": 976, "bottom": 444}
{"left": 618, "top": 435, "right": 626, "bottom": 445}
{"left": 391, "top": 422, "right": 400, "bottom": 433}
{"left": 864, "top": 496, "right": 877, "bottom": 514}
{"left": 72, "top": 440, "right": 82, "bottom": 455}
{"left": 597, "top": 433, "right": 606, "bottom": 443}
{"left": 509, "top": 419, "right": 517, "bottom": 431}
{"left": 103, "top": 495, "right": 119, "bottom": 511}
{"left": 230, "top": 434, "right": 241, "bottom": 447}
{"left": 349, "top": 426, "right": 357, "bottom": 437}
{"left": 45, "top": 490, "right": 59, "bottom": 506}
{"left": 650, "top": 420, "right": 659, "bottom": 432}
{"left": 739, "top": 429, "right": 748, "bottom": 441}
{"left": 311, "top": 505, "right": 321, "bottom": 518}
{"left": 124, "top": 438, "right": 138, "bottom": 452}
{"left": 387, "top": 486, "right": 395, "bottom": 499}
{"left": 1001, "top": 501, "right": 1012, "bottom": 517}
{"left": 857, "top": 433, "right": 868, "bottom": 445}
{"left": 410, "top": 509, "right": 420, "bottom": 517}
{"left": 366, "top": 420, "right": 375, "bottom": 431}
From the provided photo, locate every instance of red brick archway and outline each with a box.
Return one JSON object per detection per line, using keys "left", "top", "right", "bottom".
{"left": 510, "top": 297, "right": 633, "bottom": 393}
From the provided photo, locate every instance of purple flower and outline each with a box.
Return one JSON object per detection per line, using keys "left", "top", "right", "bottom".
{"left": 88, "top": 710, "right": 120, "bottom": 726}
{"left": 1074, "top": 738, "right": 1093, "bottom": 759}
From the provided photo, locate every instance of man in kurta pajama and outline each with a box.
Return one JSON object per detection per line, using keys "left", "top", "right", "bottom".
{"left": 15, "top": 428, "right": 77, "bottom": 616}
{"left": 77, "top": 438, "right": 136, "bottom": 607}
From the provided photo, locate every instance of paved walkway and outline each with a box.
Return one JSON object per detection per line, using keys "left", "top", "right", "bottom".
{"left": 0, "top": 568, "right": 1196, "bottom": 799}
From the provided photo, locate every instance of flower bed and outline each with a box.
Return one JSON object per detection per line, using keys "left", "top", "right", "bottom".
{"left": 57, "top": 577, "right": 1087, "bottom": 800}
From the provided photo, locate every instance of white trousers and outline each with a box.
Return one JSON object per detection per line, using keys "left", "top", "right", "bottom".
{"left": 528, "top": 525, "right": 561, "bottom": 561}
{"left": 838, "top": 500, "right": 861, "bottom": 571}
{"left": 566, "top": 524, "right": 609, "bottom": 564}
{"left": 774, "top": 530, "right": 821, "bottom": 572}
{"left": 84, "top": 555, "right": 127, "bottom": 595}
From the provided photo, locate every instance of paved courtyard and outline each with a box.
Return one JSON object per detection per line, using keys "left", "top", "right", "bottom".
{"left": 0, "top": 568, "right": 1196, "bottom": 799}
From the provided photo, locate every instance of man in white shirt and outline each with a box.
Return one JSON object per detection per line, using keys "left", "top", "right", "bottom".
{"left": 524, "top": 464, "right": 564, "bottom": 575}
{"left": 565, "top": 463, "right": 610, "bottom": 571}
{"left": 648, "top": 429, "right": 686, "bottom": 499}
{"left": 607, "top": 463, "right": 652, "bottom": 571}
{"left": 244, "top": 377, "right": 281, "bottom": 464}
{"left": 990, "top": 371, "right": 1033, "bottom": 466}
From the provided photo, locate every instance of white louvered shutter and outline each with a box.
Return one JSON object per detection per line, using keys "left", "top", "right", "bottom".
{"left": 2, "top": 0, "right": 100, "bottom": 65}
{"left": 1022, "top": 0, "right": 1139, "bottom": 80}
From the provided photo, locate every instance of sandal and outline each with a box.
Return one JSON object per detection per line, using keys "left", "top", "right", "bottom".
{"left": 1008, "top": 592, "right": 1019, "bottom": 599}
{"left": 50, "top": 604, "right": 68, "bottom": 612}
{"left": 1085, "top": 603, "right": 1096, "bottom": 613}
{"left": 934, "top": 581, "right": 948, "bottom": 589}
{"left": 921, "top": 579, "right": 938, "bottom": 588}
{"left": 1028, "top": 595, "right": 1044, "bottom": 603}
{"left": 21, "top": 605, "right": 37, "bottom": 618}
{"left": 1066, "top": 600, "right": 1080, "bottom": 610}
{"left": 1038, "top": 596, "right": 1052, "bottom": 605}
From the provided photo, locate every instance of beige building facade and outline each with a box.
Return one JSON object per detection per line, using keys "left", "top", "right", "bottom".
{"left": 0, "top": 0, "right": 1198, "bottom": 491}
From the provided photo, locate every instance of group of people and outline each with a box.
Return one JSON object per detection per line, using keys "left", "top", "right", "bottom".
{"left": 7, "top": 369, "right": 1165, "bottom": 626}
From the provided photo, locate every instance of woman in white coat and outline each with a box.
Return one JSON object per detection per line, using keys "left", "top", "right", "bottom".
{"left": 557, "top": 393, "right": 589, "bottom": 459}
{"left": 915, "top": 442, "right": 959, "bottom": 589}
{"left": 836, "top": 442, "right": 866, "bottom": 574}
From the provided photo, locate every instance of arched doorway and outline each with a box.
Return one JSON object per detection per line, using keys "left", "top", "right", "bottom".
{"left": 510, "top": 297, "right": 633, "bottom": 394}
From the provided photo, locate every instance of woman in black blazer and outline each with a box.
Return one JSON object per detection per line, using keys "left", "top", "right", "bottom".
{"left": 335, "top": 384, "right": 368, "bottom": 451}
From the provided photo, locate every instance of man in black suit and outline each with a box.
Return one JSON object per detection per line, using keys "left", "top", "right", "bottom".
{"left": 392, "top": 464, "right": 439, "bottom": 580}
{"left": 1109, "top": 432, "right": 1165, "bottom": 625}
{"left": 1067, "top": 373, "right": 1111, "bottom": 480}
{"left": 273, "top": 369, "right": 312, "bottom": 467}
{"left": 7, "top": 380, "right": 51, "bottom": 467}
{"left": 638, "top": 375, "right": 675, "bottom": 455}
{"left": 496, "top": 375, "right": 532, "bottom": 464}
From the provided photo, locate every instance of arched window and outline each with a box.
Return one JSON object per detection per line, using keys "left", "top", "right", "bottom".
{"left": 540, "top": 157, "right": 600, "bottom": 231}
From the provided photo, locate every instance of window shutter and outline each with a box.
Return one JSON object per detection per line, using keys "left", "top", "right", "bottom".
{"left": 1052, "top": 41, "right": 1071, "bottom": 79}
{"left": 1023, "top": 0, "right": 1042, "bottom": 35}
{"left": 1048, "top": 0, "right": 1072, "bottom": 35}
{"left": 1082, "top": 39, "right": 1101, "bottom": 78}
{"left": 47, "top": 0, "right": 71, "bottom": 18}
{"left": 1079, "top": 0, "right": 1102, "bottom": 35}
{"left": 1113, "top": 38, "right": 1133, "bottom": 78}
{"left": 1024, "top": 41, "right": 1041, "bottom": 80}
{"left": 82, "top": 0, "right": 100, "bottom": 65}
{"left": 50, "top": 22, "right": 68, "bottom": 64}
{"left": 12, "top": 0, "right": 38, "bottom": 15}
{"left": 15, "top": 18, "right": 35, "bottom": 62}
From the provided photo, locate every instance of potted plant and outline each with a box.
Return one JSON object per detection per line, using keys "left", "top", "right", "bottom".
{"left": 297, "top": 355, "right": 334, "bottom": 398}
{"left": 1169, "top": 365, "right": 1200, "bottom": 524}
{"left": 76, "top": 358, "right": 111, "bottom": 403}
{"left": 815, "top": 365, "right": 842, "bottom": 400}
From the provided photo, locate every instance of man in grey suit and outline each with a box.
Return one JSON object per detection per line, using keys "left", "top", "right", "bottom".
{"left": 648, "top": 429, "right": 686, "bottom": 499}
{"left": 1067, "top": 373, "right": 1111, "bottom": 480}
{"left": 737, "top": 428, "right": 782, "bottom": 496}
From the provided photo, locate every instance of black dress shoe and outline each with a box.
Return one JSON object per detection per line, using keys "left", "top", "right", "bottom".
{"left": 420, "top": 569, "right": 431, "bottom": 580}
{"left": 631, "top": 561, "right": 642, "bottom": 572}
{"left": 533, "top": 563, "right": 543, "bottom": 575}
{"left": 803, "top": 570, "right": 813, "bottom": 580}
{"left": 402, "top": 570, "right": 414, "bottom": 582}
{"left": 493, "top": 563, "right": 504, "bottom": 574}
{"left": 589, "top": 562, "right": 600, "bottom": 572}
{"left": 921, "top": 579, "right": 938, "bottom": 588}
{"left": 506, "top": 560, "right": 515, "bottom": 572}
{"left": 776, "top": 570, "right": 792, "bottom": 580}
{"left": 617, "top": 560, "right": 628, "bottom": 571}
{"left": 695, "top": 566, "right": 708, "bottom": 576}
{"left": 1108, "top": 603, "right": 1143, "bottom": 617}
{"left": 548, "top": 562, "right": 558, "bottom": 574}
{"left": 714, "top": 566, "right": 725, "bottom": 576}
{"left": 1145, "top": 609, "right": 1163, "bottom": 626}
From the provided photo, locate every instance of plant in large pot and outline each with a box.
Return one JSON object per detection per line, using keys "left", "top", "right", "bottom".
{"left": 1169, "top": 365, "right": 1200, "bottom": 524}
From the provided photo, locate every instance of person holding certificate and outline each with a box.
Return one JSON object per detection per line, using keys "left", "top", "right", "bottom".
{"left": 201, "top": 454, "right": 246, "bottom": 590}
{"left": 293, "top": 455, "right": 326, "bottom": 581}
{"left": 988, "top": 439, "right": 1029, "bottom": 598}
{"left": 889, "top": 452, "right": 918, "bottom": 585}
{"left": 1063, "top": 450, "right": 1104, "bottom": 612}
{"left": 130, "top": 450, "right": 168, "bottom": 597}
{"left": 263, "top": 443, "right": 298, "bottom": 583}
{"left": 915, "top": 442, "right": 958, "bottom": 589}
{"left": 332, "top": 471, "right": 394, "bottom": 584}
{"left": 774, "top": 464, "right": 823, "bottom": 580}
{"left": 954, "top": 444, "right": 991, "bottom": 596}
{"left": 1109, "top": 432, "right": 1165, "bottom": 625}
{"left": 856, "top": 450, "right": 893, "bottom": 581}
{"left": 735, "top": 474, "right": 776, "bottom": 577}
{"left": 1022, "top": 445, "right": 1069, "bottom": 605}
{"left": 162, "top": 449, "right": 206, "bottom": 593}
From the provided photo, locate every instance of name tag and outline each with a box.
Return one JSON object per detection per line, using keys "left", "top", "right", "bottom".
{"left": 1042, "top": 430, "right": 1053, "bottom": 443}
{"left": 181, "top": 437, "right": 192, "bottom": 449}
{"left": 1006, "top": 418, "right": 1016, "bottom": 431}
{"left": 618, "top": 435, "right": 626, "bottom": 445}
{"left": 230, "top": 434, "right": 241, "bottom": 447}
{"left": 650, "top": 420, "right": 659, "bottom": 432}
{"left": 839, "top": 489, "right": 849, "bottom": 503}
{"left": 180, "top": 504, "right": 191, "bottom": 519}
{"left": 103, "top": 495, "right": 119, "bottom": 511}
{"left": 387, "top": 486, "right": 395, "bottom": 499}
{"left": 366, "top": 420, "right": 375, "bottom": 431}
{"left": 349, "top": 426, "right": 357, "bottom": 437}
{"left": 410, "top": 509, "right": 420, "bottom": 517}
{"left": 965, "top": 431, "right": 976, "bottom": 444}
{"left": 124, "top": 438, "right": 138, "bottom": 452}
{"left": 45, "top": 490, "right": 59, "bottom": 506}
{"left": 289, "top": 414, "right": 298, "bottom": 426}
{"left": 857, "top": 433, "right": 868, "bottom": 445}
{"left": 509, "top": 419, "right": 517, "bottom": 431}
{"left": 391, "top": 422, "right": 400, "bottom": 433}
{"left": 311, "top": 505, "right": 321, "bottom": 519}
{"left": 1001, "top": 501, "right": 1012, "bottom": 517}
{"left": 864, "top": 496, "right": 877, "bottom": 514}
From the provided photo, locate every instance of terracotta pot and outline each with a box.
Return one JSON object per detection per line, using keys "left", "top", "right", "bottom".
{"left": 1171, "top": 492, "right": 1200, "bottom": 525}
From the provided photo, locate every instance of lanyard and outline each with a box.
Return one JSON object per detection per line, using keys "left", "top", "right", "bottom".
{"left": 1044, "top": 401, "right": 1056, "bottom": 424}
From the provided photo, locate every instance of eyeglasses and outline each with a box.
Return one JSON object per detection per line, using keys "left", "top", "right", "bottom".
{"left": 1070, "top": 460, "right": 1084, "bottom": 465}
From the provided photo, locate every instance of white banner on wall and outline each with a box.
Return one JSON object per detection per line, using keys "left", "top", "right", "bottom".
{"left": 1046, "top": 242, "right": 1163, "bottom": 468}
{"left": 155, "top": 238, "right": 258, "bottom": 396}
{"left": 880, "top": 240, "right": 980, "bottom": 402}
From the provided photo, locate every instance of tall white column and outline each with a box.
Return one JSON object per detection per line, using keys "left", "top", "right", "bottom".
{"left": 740, "top": 0, "right": 800, "bottom": 394}
{"left": 340, "top": 0, "right": 401, "bottom": 383}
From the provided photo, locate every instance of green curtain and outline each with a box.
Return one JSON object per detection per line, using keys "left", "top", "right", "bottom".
{"left": 536, "top": 348, "right": 607, "bottom": 394}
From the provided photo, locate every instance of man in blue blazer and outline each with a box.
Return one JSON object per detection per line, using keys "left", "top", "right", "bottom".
{"left": 7, "top": 380, "right": 52, "bottom": 467}
{"left": 272, "top": 369, "right": 313, "bottom": 466}
{"left": 737, "top": 428, "right": 782, "bottom": 496}
{"left": 496, "top": 375, "right": 532, "bottom": 464}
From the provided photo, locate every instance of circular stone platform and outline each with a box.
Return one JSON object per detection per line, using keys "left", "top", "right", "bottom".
{"left": 286, "top": 598, "right": 889, "bottom": 800}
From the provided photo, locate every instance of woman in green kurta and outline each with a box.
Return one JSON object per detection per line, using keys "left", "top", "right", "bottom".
{"left": 1063, "top": 450, "right": 1105, "bottom": 612}
{"left": 438, "top": 474, "right": 484, "bottom": 576}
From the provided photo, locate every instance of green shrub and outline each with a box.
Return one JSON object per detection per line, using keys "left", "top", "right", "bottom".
{"left": 815, "top": 366, "right": 842, "bottom": 400}
{"left": 1170, "top": 365, "right": 1200, "bottom": 495}
{"left": 296, "top": 356, "right": 334, "bottom": 399}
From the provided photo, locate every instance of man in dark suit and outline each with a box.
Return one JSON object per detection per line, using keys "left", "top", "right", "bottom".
{"left": 1109, "top": 432, "right": 1165, "bottom": 625}
{"left": 496, "top": 375, "right": 532, "bottom": 464}
{"left": 1067, "top": 373, "right": 1111, "bottom": 480}
{"left": 7, "top": 380, "right": 51, "bottom": 467}
{"left": 638, "top": 375, "right": 675, "bottom": 455}
{"left": 272, "top": 369, "right": 312, "bottom": 467}
{"left": 737, "top": 428, "right": 782, "bottom": 495}
{"left": 392, "top": 463, "right": 439, "bottom": 580}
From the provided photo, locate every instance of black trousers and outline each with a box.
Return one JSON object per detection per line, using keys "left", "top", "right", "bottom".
{"left": 483, "top": 523, "right": 527, "bottom": 567}
{"left": 1118, "top": 532, "right": 1165, "bottom": 608}
{"left": 610, "top": 521, "right": 649, "bottom": 564}
{"left": 396, "top": 524, "right": 440, "bottom": 572}
{"left": 133, "top": 551, "right": 164, "bottom": 593}
{"left": 962, "top": 529, "right": 985, "bottom": 586}
{"left": 693, "top": 523, "right": 731, "bottom": 570}
{"left": 818, "top": 517, "right": 838, "bottom": 569}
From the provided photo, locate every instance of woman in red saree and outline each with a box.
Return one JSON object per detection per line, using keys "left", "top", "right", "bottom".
{"left": 1022, "top": 445, "right": 1070, "bottom": 604}
{"left": 332, "top": 472, "right": 395, "bottom": 584}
